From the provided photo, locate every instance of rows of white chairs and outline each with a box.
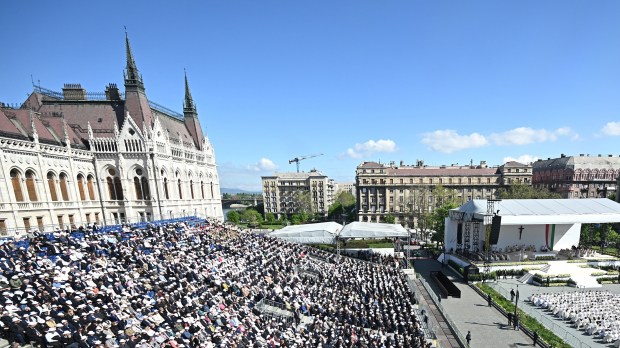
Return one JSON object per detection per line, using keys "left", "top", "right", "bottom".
{"left": 529, "top": 291, "right": 620, "bottom": 344}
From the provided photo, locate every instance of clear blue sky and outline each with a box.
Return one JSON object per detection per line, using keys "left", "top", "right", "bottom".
{"left": 2, "top": 1, "right": 620, "bottom": 191}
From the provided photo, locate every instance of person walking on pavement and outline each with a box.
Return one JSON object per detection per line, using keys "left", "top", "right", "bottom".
{"left": 507, "top": 312, "right": 513, "bottom": 327}
{"left": 488, "top": 293, "right": 492, "bottom": 307}
{"left": 510, "top": 288, "right": 515, "bottom": 302}
{"left": 513, "top": 314, "right": 519, "bottom": 331}
{"left": 533, "top": 330, "right": 539, "bottom": 346}
{"left": 466, "top": 331, "right": 471, "bottom": 346}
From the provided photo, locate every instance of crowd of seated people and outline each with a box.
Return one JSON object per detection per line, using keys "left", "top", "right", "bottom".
{"left": 0, "top": 219, "right": 430, "bottom": 348}
{"left": 454, "top": 249, "right": 511, "bottom": 262}
{"left": 350, "top": 250, "right": 407, "bottom": 268}
{"left": 530, "top": 291, "right": 620, "bottom": 344}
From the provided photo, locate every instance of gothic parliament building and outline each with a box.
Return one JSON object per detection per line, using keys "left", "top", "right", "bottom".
{"left": 0, "top": 34, "right": 223, "bottom": 235}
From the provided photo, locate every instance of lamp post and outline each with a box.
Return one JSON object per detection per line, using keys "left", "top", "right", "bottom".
{"left": 513, "top": 285, "right": 520, "bottom": 328}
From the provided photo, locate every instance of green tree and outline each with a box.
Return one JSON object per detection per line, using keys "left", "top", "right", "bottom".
{"left": 497, "top": 182, "right": 561, "bottom": 199}
{"left": 430, "top": 201, "right": 460, "bottom": 247}
{"left": 242, "top": 208, "right": 263, "bottom": 227}
{"left": 384, "top": 214, "right": 396, "bottom": 224}
{"left": 328, "top": 191, "right": 356, "bottom": 222}
{"left": 291, "top": 214, "right": 301, "bottom": 225}
{"left": 293, "top": 191, "right": 313, "bottom": 215}
{"left": 265, "top": 212, "right": 276, "bottom": 224}
{"left": 222, "top": 193, "right": 232, "bottom": 199}
{"left": 278, "top": 214, "right": 289, "bottom": 225}
{"left": 226, "top": 210, "right": 240, "bottom": 224}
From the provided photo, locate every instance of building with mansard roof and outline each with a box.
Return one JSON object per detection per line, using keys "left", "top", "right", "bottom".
{"left": 0, "top": 34, "right": 223, "bottom": 235}
{"left": 355, "top": 160, "right": 532, "bottom": 227}
{"left": 532, "top": 154, "right": 620, "bottom": 200}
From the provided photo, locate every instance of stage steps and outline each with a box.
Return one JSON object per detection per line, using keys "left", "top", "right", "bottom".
{"left": 518, "top": 272, "right": 534, "bottom": 284}
{"left": 539, "top": 264, "right": 551, "bottom": 273}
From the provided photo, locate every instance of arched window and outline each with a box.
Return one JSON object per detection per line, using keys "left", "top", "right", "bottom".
{"left": 141, "top": 177, "right": 150, "bottom": 200}
{"left": 25, "top": 170, "right": 38, "bottom": 202}
{"left": 107, "top": 177, "right": 116, "bottom": 200}
{"left": 114, "top": 177, "right": 124, "bottom": 200}
{"left": 190, "top": 180, "right": 195, "bottom": 199}
{"left": 87, "top": 175, "right": 96, "bottom": 200}
{"left": 10, "top": 169, "right": 24, "bottom": 202}
{"left": 134, "top": 177, "right": 143, "bottom": 200}
{"left": 77, "top": 174, "right": 86, "bottom": 201}
{"left": 201, "top": 181, "right": 205, "bottom": 199}
{"left": 163, "top": 178, "right": 170, "bottom": 200}
{"left": 106, "top": 168, "right": 123, "bottom": 200}
{"left": 59, "top": 173, "right": 69, "bottom": 201}
{"left": 210, "top": 182, "right": 214, "bottom": 198}
{"left": 178, "top": 179, "right": 183, "bottom": 199}
{"left": 47, "top": 172, "right": 58, "bottom": 201}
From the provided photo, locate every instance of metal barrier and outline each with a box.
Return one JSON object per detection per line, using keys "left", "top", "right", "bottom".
{"left": 489, "top": 282, "right": 596, "bottom": 348}
{"left": 418, "top": 276, "right": 468, "bottom": 348}
{"left": 255, "top": 298, "right": 295, "bottom": 324}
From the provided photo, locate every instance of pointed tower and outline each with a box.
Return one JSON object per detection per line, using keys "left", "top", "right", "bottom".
{"left": 183, "top": 70, "right": 205, "bottom": 150}
{"left": 123, "top": 30, "right": 154, "bottom": 131}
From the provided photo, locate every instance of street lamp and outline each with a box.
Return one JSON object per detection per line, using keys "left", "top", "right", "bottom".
{"left": 513, "top": 285, "right": 520, "bottom": 328}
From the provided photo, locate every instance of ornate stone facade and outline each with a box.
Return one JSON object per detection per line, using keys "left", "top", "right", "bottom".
{"left": 355, "top": 160, "right": 532, "bottom": 227}
{"left": 532, "top": 154, "right": 620, "bottom": 199}
{"left": 0, "top": 35, "right": 223, "bottom": 235}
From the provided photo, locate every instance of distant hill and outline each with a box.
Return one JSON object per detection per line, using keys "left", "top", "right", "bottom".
{"left": 221, "top": 188, "right": 261, "bottom": 195}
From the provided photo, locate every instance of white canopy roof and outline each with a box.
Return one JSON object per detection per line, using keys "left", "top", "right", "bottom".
{"left": 449, "top": 198, "right": 620, "bottom": 225}
{"left": 339, "top": 221, "right": 409, "bottom": 239}
{"left": 269, "top": 222, "right": 342, "bottom": 244}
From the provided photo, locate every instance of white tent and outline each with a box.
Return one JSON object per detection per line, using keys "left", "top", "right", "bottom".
{"left": 269, "top": 222, "right": 342, "bottom": 244}
{"left": 339, "top": 221, "right": 409, "bottom": 239}
{"left": 449, "top": 198, "right": 620, "bottom": 225}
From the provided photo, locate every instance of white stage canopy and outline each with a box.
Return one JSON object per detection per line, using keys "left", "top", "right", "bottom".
{"left": 339, "top": 221, "right": 409, "bottom": 239}
{"left": 449, "top": 198, "right": 620, "bottom": 225}
{"left": 269, "top": 222, "right": 342, "bottom": 244}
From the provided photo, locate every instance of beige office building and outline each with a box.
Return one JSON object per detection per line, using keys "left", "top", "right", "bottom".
{"left": 355, "top": 160, "right": 532, "bottom": 227}
{"left": 262, "top": 170, "right": 333, "bottom": 218}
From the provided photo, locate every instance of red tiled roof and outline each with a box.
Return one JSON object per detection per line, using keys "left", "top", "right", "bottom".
{"left": 386, "top": 167, "right": 498, "bottom": 176}
{"left": 36, "top": 97, "right": 124, "bottom": 143}
{"left": 156, "top": 110, "right": 193, "bottom": 145}
{"left": 11, "top": 109, "right": 60, "bottom": 145}
{"left": 0, "top": 109, "right": 28, "bottom": 139}
{"left": 41, "top": 116, "right": 85, "bottom": 148}
{"left": 125, "top": 90, "right": 154, "bottom": 131}
{"left": 503, "top": 161, "right": 528, "bottom": 167}
{"left": 359, "top": 162, "right": 383, "bottom": 168}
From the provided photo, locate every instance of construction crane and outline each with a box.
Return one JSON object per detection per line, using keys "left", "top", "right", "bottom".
{"left": 289, "top": 153, "right": 324, "bottom": 173}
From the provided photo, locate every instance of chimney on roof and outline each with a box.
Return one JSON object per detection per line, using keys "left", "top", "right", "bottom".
{"left": 62, "top": 84, "right": 86, "bottom": 100}
{"left": 598, "top": 154, "right": 602, "bottom": 157}
{"left": 609, "top": 154, "right": 613, "bottom": 157}
{"left": 105, "top": 83, "right": 121, "bottom": 101}
{"left": 580, "top": 154, "right": 584, "bottom": 157}
{"left": 561, "top": 153, "right": 566, "bottom": 158}
{"left": 400, "top": 160, "right": 404, "bottom": 166}
{"left": 480, "top": 160, "right": 487, "bottom": 168}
